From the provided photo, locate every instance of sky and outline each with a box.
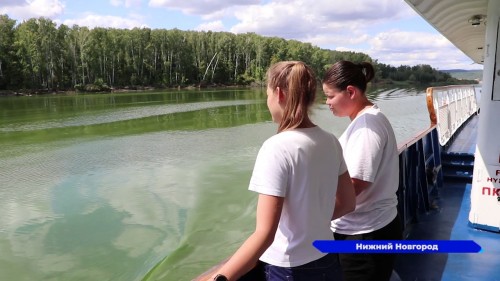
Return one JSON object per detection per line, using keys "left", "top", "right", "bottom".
{"left": 0, "top": 0, "right": 483, "bottom": 71}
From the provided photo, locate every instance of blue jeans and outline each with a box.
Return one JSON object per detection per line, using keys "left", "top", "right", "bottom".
{"left": 263, "top": 254, "right": 344, "bottom": 281}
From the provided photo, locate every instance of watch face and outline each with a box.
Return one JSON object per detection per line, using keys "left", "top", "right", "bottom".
{"left": 214, "top": 274, "right": 228, "bottom": 281}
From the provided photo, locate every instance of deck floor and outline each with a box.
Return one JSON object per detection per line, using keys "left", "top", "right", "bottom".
{"left": 445, "top": 113, "right": 479, "bottom": 154}
{"left": 394, "top": 114, "right": 500, "bottom": 281}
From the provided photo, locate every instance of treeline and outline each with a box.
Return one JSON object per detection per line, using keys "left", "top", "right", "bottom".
{"left": 0, "top": 15, "right": 476, "bottom": 93}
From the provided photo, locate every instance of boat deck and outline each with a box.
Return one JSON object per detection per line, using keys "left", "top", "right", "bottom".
{"left": 446, "top": 113, "right": 478, "bottom": 154}
{"left": 394, "top": 114, "right": 500, "bottom": 281}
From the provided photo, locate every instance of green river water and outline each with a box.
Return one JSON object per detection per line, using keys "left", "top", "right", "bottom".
{"left": 0, "top": 87, "right": 429, "bottom": 280}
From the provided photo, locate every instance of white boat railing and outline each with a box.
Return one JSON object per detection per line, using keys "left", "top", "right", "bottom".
{"left": 426, "top": 85, "right": 479, "bottom": 146}
{"left": 396, "top": 84, "right": 479, "bottom": 236}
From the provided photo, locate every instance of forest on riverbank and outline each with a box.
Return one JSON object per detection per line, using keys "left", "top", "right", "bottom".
{"left": 0, "top": 15, "right": 478, "bottom": 95}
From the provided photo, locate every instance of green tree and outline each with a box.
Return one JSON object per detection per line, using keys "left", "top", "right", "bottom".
{"left": 0, "top": 14, "right": 18, "bottom": 89}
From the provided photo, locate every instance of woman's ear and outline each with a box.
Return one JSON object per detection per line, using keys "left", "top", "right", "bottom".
{"left": 346, "top": 85, "right": 356, "bottom": 98}
{"left": 277, "top": 87, "right": 286, "bottom": 103}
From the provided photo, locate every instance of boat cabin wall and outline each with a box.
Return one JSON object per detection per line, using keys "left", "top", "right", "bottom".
{"left": 477, "top": 0, "right": 500, "bottom": 164}
{"left": 469, "top": 0, "right": 500, "bottom": 231}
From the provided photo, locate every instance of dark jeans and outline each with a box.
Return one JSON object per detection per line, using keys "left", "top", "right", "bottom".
{"left": 334, "top": 215, "right": 402, "bottom": 281}
{"left": 239, "top": 261, "right": 266, "bottom": 281}
{"left": 262, "top": 253, "right": 344, "bottom": 281}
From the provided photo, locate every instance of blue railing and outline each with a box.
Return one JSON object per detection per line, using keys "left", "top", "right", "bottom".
{"left": 397, "top": 126, "right": 442, "bottom": 235}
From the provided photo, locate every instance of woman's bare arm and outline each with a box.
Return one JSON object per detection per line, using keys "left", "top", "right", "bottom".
{"left": 332, "top": 171, "right": 356, "bottom": 220}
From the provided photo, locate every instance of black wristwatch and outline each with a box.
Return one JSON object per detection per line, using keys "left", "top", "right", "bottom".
{"left": 213, "top": 274, "right": 228, "bottom": 281}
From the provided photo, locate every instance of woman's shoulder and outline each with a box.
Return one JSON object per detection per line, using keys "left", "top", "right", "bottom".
{"left": 265, "top": 126, "right": 336, "bottom": 143}
{"left": 357, "top": 107, "right": 391, "bottom": 126}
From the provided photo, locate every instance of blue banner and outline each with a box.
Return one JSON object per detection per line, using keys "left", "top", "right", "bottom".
{"left": 313, "top": 240, "right": 482, "bottom": 253}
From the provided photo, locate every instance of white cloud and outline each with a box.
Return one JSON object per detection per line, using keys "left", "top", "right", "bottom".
{"left": 0, "top": 0, "right": 65, "bottom": 19}
{"left": 110, "top": 0, "right": 142, "bottom": 8}
{"left": 148, "top": 0, "right": 259, "bottom": 16}
{"left": 110, "top": 0, "right": 121, "bottom": 6}
{"left": 229, "top": 0, "right": 408, "bottom": 43}
{"left": 0, "top": 0, "right": 24, "bottom": 5}
{"left": 308, "top": 33, "right": 371, "bottom": 50}
{"left": 61, "top": 14, "right": 147, "bottom": 29}
{"left": 365, "top": 30, "right": 475, "bottom": 69}
{"left": 370, "top": 30, "right": 451, "bottom": 53}
{"left": 195, "top": 20, "right": 225, "bottom": 32}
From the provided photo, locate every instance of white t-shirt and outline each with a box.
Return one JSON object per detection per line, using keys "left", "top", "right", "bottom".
{"left": 249, "top": 126, "right": 347, "bottom": 267}
{"left": 331, "top": 105, "right": 399, "bottom": 235}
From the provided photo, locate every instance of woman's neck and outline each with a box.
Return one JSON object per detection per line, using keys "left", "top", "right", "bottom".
{"left": 297, "top": 117, "right": 316, "bottom": 129}
{"left": 349, "top": 100, "right": 374, "bottom": 121}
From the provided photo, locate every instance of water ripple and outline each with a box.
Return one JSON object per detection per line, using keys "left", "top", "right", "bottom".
{"left": 0, "top": 100, "right": 260, "bottom": 132}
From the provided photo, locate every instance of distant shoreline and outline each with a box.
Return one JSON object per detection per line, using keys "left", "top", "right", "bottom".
{"left": 0, "top": 76, "right": 479, "bottom": 97}
{"left": 0, "top": 83, "right": 267, "bottom": 97}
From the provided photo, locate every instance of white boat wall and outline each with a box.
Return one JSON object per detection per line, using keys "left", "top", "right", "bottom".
{"left": 405, "top": 0, "right": 500, "bottom": 231}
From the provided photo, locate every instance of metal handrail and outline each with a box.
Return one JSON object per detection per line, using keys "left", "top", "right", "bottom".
{"left": 426, "top": 85, "right": 479, "bottom": 146}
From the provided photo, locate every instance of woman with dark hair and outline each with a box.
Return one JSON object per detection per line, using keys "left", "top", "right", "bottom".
{"left": 323, "top": 61, "right": 402, "bottom": 281}
{"left": 205, "top": 61, "right": 356, "bottom": 281}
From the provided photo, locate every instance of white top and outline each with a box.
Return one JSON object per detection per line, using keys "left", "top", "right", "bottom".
{"left": 331, "top": 105, "right": 399, "bottom": 235}
{"left": 249, "top": 126, "right": 347, "bottom": 267}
